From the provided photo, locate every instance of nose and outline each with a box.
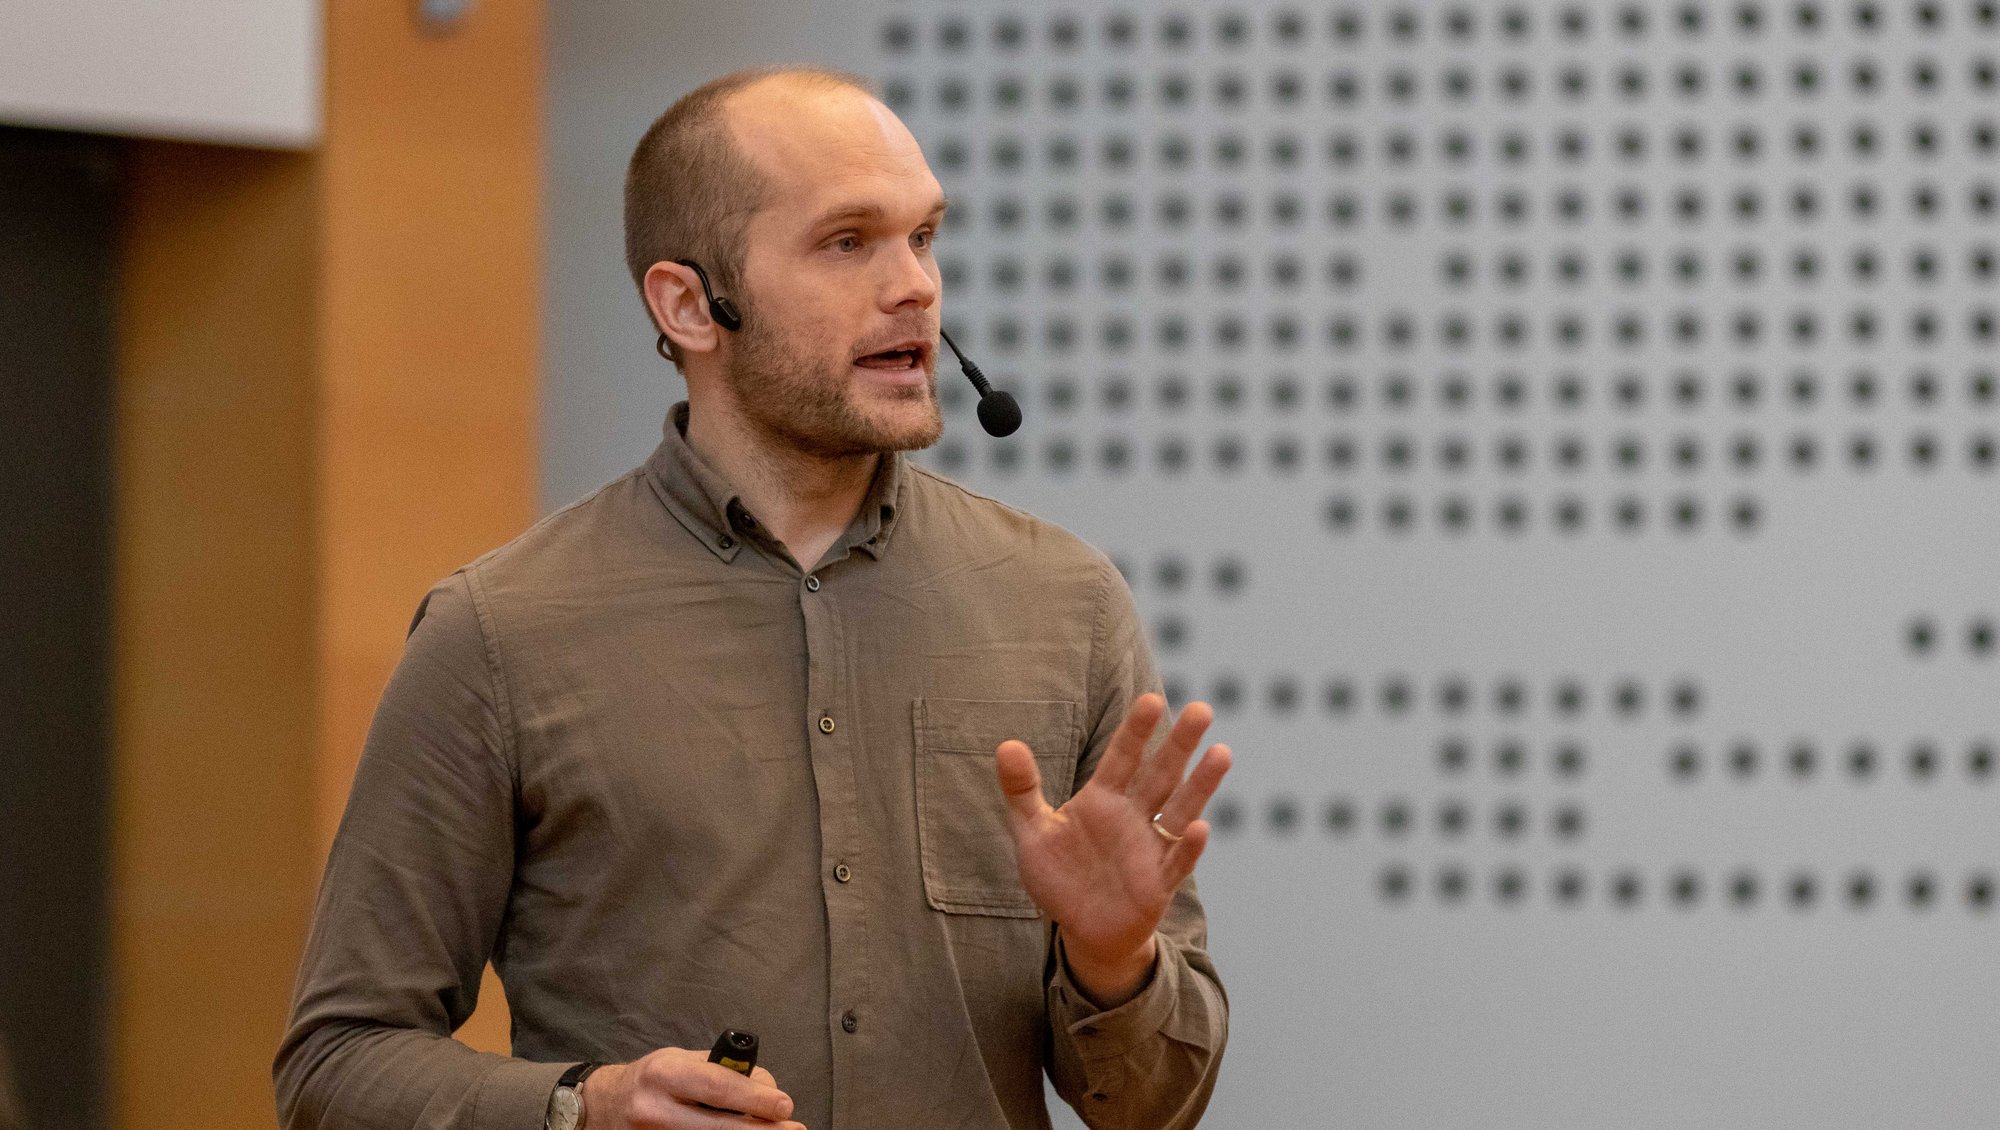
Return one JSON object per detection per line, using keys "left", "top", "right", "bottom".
{"left": 880, "top": 240, "right": 939, "bottom": 313}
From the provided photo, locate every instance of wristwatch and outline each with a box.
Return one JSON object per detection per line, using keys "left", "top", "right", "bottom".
{"left": 544, "top": 1061, "right": 601, "bottom": 1130}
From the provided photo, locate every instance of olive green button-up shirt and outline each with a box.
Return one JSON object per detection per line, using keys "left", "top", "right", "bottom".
{"left": 274, "top": 403, "right": 1227, "bottom": 1130}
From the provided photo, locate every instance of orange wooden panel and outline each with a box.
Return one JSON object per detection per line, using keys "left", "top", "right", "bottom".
{"left": 112, "top": 4, "right": 542, "bottom": 1122}
{"left": 316, "top": 0, "right": 543, "bottom": 852}
{"left": 314, "top": 0, "right": 544, "bottom": 1058}
{"left": 114, "top": 140, "right": 321, "bottom": 1130}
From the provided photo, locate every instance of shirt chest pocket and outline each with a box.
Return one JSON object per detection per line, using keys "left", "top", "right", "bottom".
{"left": 912, "top": 697, "right": 1082, "bottom": 918}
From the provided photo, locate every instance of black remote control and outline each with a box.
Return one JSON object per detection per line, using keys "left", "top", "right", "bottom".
{"left": 707, "top": 1029, "right": 759, "bottom": 1076}
{"left": 695, "top": 1029, "right": 760, "bottom": 1113}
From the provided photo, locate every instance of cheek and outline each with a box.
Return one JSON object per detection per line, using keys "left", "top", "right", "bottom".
{"left": 783, "top": 299, "right": 860, "bottom": 353}
{"left": 753, "top": 297, "right": 820, "bottom": 339}
{"left": 749, "top": 270, "right": 871, "bottom": 357}
{"left": 756, "top": 308, "right": 853, "bottom": 375}
{"left": 743, "top": 271, "right": 823, "bottom": 332}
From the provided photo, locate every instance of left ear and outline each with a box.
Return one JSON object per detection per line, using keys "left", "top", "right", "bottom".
{"left": 643, "top": 261, "right": 723, "bottom": 357}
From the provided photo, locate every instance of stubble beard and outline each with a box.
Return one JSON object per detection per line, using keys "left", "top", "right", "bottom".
{"left": 723, "top": 313, "right": 944, "bottom": 459}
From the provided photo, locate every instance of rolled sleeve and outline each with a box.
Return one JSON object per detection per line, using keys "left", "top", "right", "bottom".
{"left": 1050, "top": 933, "right": 1179, "bottom": 1061}
{"left": 1046, "top": 923, "right": 1227, "bottom": 1130}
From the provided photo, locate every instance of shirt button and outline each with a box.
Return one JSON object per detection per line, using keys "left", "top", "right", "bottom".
{"left": 840, "top": 1010, "right": 858, "bottom": 1033}
{"left": 717, "top": 535, "right": 734, "bottom": 550}
{"left": 805, "top": 575, "right": 821, "bottom": 592}
{"left": 834, "top": 863, "right": 852, "bottom": 883}
{"left": 818, "top": 715, "right": 836, "bottom": 734}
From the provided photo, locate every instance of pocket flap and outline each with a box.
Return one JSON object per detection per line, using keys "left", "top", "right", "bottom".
{"left": 912, "top": 698, "right": 1082, "bottom": 917}
{"left": 914, "top": 697, "right": 1080, "bottom": 756}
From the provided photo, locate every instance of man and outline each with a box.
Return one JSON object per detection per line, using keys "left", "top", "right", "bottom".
{"left": 275, "top": 67, "right": 1230, "bottom": 1130}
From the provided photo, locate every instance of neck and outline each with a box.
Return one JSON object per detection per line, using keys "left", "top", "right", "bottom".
{"left": 683, "top": 388, "right": 881, "bottom": 570}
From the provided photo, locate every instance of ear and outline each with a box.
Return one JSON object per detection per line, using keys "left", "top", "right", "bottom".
{"left": 643, "top": 261, "right": 722, "bottom": 358}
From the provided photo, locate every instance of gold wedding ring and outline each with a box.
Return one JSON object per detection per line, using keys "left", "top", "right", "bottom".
{"left": 1150, "top": 814, "right": 1184, "bottom": 843}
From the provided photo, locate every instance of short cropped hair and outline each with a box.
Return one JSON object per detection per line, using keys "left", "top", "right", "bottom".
{"left": 623, "top": 66, "right": 872, "bottom": 366}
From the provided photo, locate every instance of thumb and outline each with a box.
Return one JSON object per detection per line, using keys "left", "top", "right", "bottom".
{"left": 995, "top": 740, "right": 1052, "bottom": 830}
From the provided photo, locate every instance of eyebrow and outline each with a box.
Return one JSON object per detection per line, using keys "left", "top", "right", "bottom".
{"left": 808, "top": 195, "right": 951, "bottom": 230}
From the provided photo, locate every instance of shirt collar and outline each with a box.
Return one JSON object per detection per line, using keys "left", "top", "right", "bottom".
{"left": 643, "top": 401, "right": 906, "bottom": 564}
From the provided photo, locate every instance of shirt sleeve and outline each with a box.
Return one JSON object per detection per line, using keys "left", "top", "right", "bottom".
{"left": 273, "top": 570, "right": 571, "bottom": 1130}
{"left": 1043, "top": 555, "right": 1230, "bottom": 1130}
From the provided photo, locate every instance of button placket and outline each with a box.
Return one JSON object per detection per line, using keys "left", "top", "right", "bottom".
{"left": 798, "top": 565, "right": 872, "bottom": 1126}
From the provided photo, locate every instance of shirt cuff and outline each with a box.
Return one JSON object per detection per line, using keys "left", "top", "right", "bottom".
{"left": 1049, "top": 932, "right": 1182, "bottom": 1062}
{"left": 471, "top": 1057, "right": 572, "bottom": 1130}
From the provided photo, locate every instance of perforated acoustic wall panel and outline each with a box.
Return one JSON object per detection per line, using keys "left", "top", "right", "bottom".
{"left": 876, "top": 3, "right": 1998, "bottom": 1126}
{"left": 546, "top": 2, "right": 1999, "bottom": 1126}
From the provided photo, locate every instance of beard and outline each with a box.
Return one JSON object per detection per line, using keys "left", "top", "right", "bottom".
{"left": 721, "top": 308, "right": 945, "bottom": 459}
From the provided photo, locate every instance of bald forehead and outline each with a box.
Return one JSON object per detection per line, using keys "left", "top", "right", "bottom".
{"left": 722, "top": 76, "right": 932, "bottom": 197}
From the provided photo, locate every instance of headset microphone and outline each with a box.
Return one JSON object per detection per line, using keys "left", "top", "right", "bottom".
{"left": 660, "top": 259, "right": 1023, "bottom": 438}
{"left": 939, "top": 329, "right": 1022, "bottom": 438}
{"left": 656, "top": 259, "right": 743, "bottom": 360}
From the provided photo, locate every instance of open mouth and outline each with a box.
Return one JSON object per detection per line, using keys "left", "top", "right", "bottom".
{"left": 853, "top": 347, "right": 925, "bottom": 371}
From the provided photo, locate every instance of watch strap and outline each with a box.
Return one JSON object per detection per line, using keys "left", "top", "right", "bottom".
{"left": 545, "top": 1061, "right": 601, "bottom": 1130}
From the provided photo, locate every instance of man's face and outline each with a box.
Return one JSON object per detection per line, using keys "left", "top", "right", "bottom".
{"left": 719, "top": 83, "right": 947, "bottom": 458}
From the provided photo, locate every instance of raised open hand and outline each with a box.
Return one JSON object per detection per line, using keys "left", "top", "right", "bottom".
{"left": 994, "top": 693, "right": 1232, "bottom": 1003}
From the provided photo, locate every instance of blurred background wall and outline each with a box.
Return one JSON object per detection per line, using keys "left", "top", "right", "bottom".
{"left": 0, "top": 123, "right": 120, "bottom": 1130}
{"left": 1, "top": 3, "right": 537, "bottom": 1129}
{"left": 545, "top": 2, "right": 2000, "bottom": 1128}
{"left": 2, "top": 2, "right": 1997, "bottom": 1129}
{"left": 0, "top": 0, "right": 320, "bottom": 147}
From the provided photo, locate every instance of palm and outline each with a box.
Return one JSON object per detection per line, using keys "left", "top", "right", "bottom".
{"left": 995, "top": 694, "right": 1232, "bottom": 962}
{"left": 1013, "top": 780, "right": 1184, "bottom": 956}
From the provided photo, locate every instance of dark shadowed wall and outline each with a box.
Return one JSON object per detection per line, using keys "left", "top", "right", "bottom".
{"left": 0, "top": 124, "right": 119, "bottom": 1130}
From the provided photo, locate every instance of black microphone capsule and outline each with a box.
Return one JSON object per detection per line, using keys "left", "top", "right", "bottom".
{"left": 976, "top": 390, "right": 1022, "bottom": 437}
{"left": 939, "top": 328, "right": 1023, "bottom": 438}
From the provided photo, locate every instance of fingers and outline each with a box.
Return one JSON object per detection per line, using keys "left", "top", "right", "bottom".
{"left": 994, "top": 740, "right": 1053, "bottom": 830}
{"left": 630, "top": 1048, "right": 798, "bottom": 1126}
{"left": 1162, "top": 819, "right": 1212, "bottom": 886}
{"left": 1087, "top": 692, "right": 1169, "bottom": 792}
{"left": 1151, "top": 743, "right": 1231, "bottom": 837}
{"left": 1128, "top": 701, "right": 1216, "bottom": 812}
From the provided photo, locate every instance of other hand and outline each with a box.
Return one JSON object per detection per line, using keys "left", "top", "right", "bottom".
{"left": 582, "top": 1048, "right": 805, "bottom": 1129}
{"left": 995, "top": 693, "right": 1231, "bottom": 1005}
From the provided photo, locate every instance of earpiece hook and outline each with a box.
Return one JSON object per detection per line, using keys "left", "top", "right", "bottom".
{"left": 674, "top": 258, "right": 744, "bottom": 332}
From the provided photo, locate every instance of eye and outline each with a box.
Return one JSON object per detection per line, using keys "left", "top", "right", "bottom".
{"left": 833, "top": 235, "right": 862, "bottom": 253}
{"left": 913, "top": 228, "right": 935, "bottom": 250}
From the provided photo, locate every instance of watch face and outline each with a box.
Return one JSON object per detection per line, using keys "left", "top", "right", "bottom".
{"left": 547, "top": 1087, "right": 582, "bottom": 1130}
